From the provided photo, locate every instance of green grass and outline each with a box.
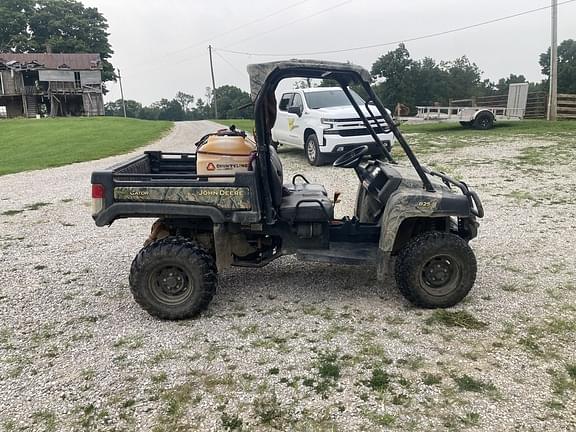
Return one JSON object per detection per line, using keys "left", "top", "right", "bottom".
{"left": 454, "top": 374, "right": 497, "bottom": 393}
{"left": 214, "top": 118, "right": 576, "bottom": 137}
{"left": 425, "top": 310, "right": 487, "bottom": 330}
{"left": 213, "top": 119, "right": 254, "bottom": 132}
{"left": 0, "top": 117, "right": 172, "bottom": 176}
{"left": 401, "top": 119, "right": 576, "bottom": 136}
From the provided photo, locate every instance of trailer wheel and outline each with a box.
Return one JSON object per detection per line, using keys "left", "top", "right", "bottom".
{"left": 459, "top": 121, "right": 473, "bottom": 128}
{"left": 394, "top": 231, "right": 477, "bottom": 308}
{"left": 473, "top": 112, "right": 494, "bottom": 130}
{"left": 129, "top": 236, "right": 217, "bottom": 320}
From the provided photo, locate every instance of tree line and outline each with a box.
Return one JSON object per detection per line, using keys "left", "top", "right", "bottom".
{"left": 105, "top": 85, "right": 253, "bottom": 120}
{"left": 2, "top": 1, "right": 574, "bottom": 119}
{"left": 369, "top": 41, "right": 575, "bottom": 112}
{"left": 108, "top": 41, "right": 576, "bottom": 120}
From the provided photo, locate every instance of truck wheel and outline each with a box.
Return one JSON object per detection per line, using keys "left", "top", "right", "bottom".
{"left": 473, "top": 112, "right": 494, "bottom": 130}
{"left": 129, "top": 236, "right": 217, "bottom": 320}
{"left": 394, "top": 231, "right": 476, "bottom": 308}
{"left": 305, "top": 133, "right": 325, "bottom": 166}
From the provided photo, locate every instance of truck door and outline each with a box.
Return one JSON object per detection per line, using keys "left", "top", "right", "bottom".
{"left": 273, "top": 93, "right": 293, "bottom": 144}
{"left": 286, "top": 93, "right": 304, "bottom": 145}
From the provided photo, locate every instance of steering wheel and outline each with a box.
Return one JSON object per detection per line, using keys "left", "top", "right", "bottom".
{"left": 333, "top": 145, "right": 369, "bottom": 168}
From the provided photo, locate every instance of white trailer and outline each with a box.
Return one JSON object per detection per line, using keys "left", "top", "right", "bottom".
{"left": 416, "top": 83, "right": 529, "bottom": 130}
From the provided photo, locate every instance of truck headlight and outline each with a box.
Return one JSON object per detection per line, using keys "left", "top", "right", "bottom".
{"left": 320, "top": 118, "right": 335, "bottom": 128}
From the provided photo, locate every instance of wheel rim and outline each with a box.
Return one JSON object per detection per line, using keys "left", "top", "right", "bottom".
{"left": 148, "top": 265, "right": 194, "bottom": 305}
{"left": 479, "top": 117, "right": 491, "bottom": 129}
{"left": 419, "top": 255, "right": 462, "bottom": 296}
{"left": 306, "top": 138, "right": 317, "bottom": 162}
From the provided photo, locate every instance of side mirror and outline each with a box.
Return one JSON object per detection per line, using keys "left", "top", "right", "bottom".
{"left": 288, "top": 106, "right": 302, "bottom": 117}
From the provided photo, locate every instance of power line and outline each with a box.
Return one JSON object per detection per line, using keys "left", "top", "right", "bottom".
{"left": 217, "top": 0, "right": 576, "bottom": 57}
{"left": 127, "top": 0, "right": 313, "bottom": 70}
{"left": 213, "top": 50, "right": 249, "bottom": 80}
{"left": 222, "top": 0, "right": 354, "bottom": 49}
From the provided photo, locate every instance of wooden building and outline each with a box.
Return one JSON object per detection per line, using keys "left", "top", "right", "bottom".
{"left": 0, "top": 53, "right": 104, "bottom": 118}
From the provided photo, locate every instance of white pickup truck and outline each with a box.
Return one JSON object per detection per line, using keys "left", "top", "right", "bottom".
{"left": 271, "top": 87, "right": 394, "bottom": 165}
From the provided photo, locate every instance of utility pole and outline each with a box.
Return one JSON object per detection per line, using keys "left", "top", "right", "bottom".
{"left": 548, "top": 0, "right": 558, "bottom": 121}
{"left": 117, "top": 68, "right": 127, "bottom": 118}
{"left": 208, "top": 45, "right": 218, "bottom": 119}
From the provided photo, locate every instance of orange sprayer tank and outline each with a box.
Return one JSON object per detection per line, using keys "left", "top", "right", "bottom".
{"left": 196, "top": 135, "right": 256, "bottom": 182}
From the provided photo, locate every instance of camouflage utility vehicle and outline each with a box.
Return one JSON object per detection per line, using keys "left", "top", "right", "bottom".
{"left": 91, "top": 60, "right": 484, "bottom": 320}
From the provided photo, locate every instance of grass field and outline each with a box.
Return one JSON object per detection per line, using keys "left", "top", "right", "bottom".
{"left": 214, "top": 119, "right": 255, "bottom": 132}
{"left": 0, "top": 117, "right": 173, "bottom": 176}
{"left": 215, "top": 118, "right": 576, "bottom": 137}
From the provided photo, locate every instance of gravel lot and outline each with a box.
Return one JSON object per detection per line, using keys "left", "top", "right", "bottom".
{"left": 1, "top": 121, "right": 575, "bottom": 431}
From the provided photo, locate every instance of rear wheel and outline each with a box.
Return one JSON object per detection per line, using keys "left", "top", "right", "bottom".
{"left": 305, "top": 133, "right": 326, "bottom": 166}
{"left": 394, "top": 231, "right": 476, "bottom": 308}
{"left": 129, "top": 236, "right": 217, "bottom": 320}
{"left": 473, "top": 112, "right": 494, "bottom": 130}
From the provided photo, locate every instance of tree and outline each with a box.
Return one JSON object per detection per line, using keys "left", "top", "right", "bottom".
{"left": 152, "top": 99, "right": 185, "bottom": 121}
{"left": 0, "top": 0, "right": 32, "bottom": 52}
{"left": 443, "top": 56, "right": 485, "bottom": 99}
{"left": 105, "top": 99, "right": 142, "bottom": 118}
{"left": 494, "top": 74, "right": 527, "bottom": 95}
{"left": 413, "top": 57, "right": 449, "bottom": 106}
{"left": 0, "top": 0, "right": 115, "bottom": 82}
{"left": 540, "top": 39, "right": 576, "bottom": 93}
{"left": 192, "top": 98, "right": 211, "bottom": 120}
{"left": 175, "top": 91, "right": 194, "bottom": 113}
{"left": 212, "top": 85, "right": 253, "bottom": 119}
{"left": 371, "top": 43, "right": 417, "bottom": 109}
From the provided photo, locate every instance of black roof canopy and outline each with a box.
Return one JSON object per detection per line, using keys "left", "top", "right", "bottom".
{"left": 247, "top": 59, "right": 372, "bottom": 99}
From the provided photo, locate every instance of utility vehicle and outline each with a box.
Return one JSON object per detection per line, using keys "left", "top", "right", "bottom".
{"left": 271, "top": 87, "right": 394, "bottom": 165}
{"left": 91, "top": 60, "right": 484, "bottom": 320}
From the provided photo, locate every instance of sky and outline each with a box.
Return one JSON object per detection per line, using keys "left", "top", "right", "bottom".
{"left": 80, "top": 0, "right": 576, "bottom": 106}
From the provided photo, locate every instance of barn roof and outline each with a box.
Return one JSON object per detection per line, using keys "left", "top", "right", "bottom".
{"left": 0, "top": 53, "right": 102, "bottom": 70}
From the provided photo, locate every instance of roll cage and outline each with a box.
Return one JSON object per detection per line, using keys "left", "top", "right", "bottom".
{"left": 247, "top": 60, "right": 436, "bottom": 224}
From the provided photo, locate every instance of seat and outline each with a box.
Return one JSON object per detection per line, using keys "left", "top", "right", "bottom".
{"left": 268, "top": 145, "right": 334, "bottom": 222}
{"left": 279, "top": 185, "right": 333, "bottom": 222}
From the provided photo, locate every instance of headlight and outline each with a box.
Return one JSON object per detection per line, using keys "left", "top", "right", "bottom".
{"left": 320, "top": 118, "right": 336, "bottom": 128}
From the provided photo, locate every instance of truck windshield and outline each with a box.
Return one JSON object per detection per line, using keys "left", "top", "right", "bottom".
{"left": 304, "top": 89, "right": 365, "bottom": 109}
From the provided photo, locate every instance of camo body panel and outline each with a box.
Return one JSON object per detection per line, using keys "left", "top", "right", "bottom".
{"left": 113, "top": 187, "right": 251, "bottom": 210}
{"left": 378, "top": 165, "right": 469, "bottom": 254}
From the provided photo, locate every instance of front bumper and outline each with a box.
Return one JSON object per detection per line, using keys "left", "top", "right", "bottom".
{"left": 322, "top": 140, "right": 391, "bottom": 156}
{"left": 321, "top": 131, "right": 394, "bottom": 154}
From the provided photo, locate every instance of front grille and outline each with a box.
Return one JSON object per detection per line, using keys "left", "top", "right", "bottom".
{"left": 332, "top": 116, "right": 384, "bottom": 123}
{"left": 325, "top": 127, "right": 387, "bottom": 137}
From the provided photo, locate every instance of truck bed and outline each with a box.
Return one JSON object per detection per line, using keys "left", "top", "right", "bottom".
{"left": 91, "top": 151, "right": 261, "bottom": 226}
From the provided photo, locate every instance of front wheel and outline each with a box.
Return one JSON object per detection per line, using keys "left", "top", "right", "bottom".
{"left": 394, "top": 231, "right": 477, "bottom": 308}
{"left": 129, "top": 236, "right": 217, "bottom": 320}
{"left": 304, "top": 133, "right": 326, "bottom": 166}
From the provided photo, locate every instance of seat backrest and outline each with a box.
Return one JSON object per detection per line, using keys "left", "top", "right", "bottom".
{"left": 268, "top": 145, "right": 284, "bottom": 207}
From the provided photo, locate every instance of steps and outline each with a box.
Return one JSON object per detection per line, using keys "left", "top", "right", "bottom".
{"left": 25, "top": 95, "right": 38, "bottom": 118}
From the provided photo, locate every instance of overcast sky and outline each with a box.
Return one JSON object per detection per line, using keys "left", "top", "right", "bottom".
{"left": 81, "top": 0, "right": 576, "bottom": 105}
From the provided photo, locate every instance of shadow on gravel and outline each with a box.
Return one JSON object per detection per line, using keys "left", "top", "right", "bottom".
{"left": 215, "top": 257, "right": 402, "bottom": 305}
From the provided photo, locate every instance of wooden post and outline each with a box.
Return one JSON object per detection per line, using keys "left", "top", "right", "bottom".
{"left": 208, "top": 45, "right": 218, "bottom": 119}
{"left": 117, "top": 68, "right": 127, "bottom": 118}
{"left": 548, "top": 0, "right": 558, "bottom": 121}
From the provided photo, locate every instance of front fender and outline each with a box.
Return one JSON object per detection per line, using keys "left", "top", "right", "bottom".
{"left": 378, "top": 190, "right": 471, "bottom": 254}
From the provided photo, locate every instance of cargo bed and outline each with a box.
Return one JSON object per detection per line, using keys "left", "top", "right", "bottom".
{"left": 91, "top": 151, "right": 262, "bottom": 226}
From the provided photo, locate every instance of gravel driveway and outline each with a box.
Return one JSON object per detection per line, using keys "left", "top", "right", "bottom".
{"left": 1, "top": 121, "right": 575, "bottom": 431}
